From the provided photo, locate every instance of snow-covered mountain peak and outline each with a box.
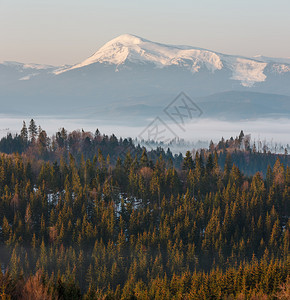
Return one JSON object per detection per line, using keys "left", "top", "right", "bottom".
{"left": 50, "top": 34, "right": 290, "bottom": 87}
{"left": 104, "top": 33, "right": 145, "bottom": 46}
{"left": 55, "top": 34, "right": 224, "bottom": 74}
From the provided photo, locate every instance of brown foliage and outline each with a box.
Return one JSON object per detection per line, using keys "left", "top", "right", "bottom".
{"left": 276, "top": 276, "right": 290, "bottom": 300}
{"left": 49, "top": 226, "right": 57, "bottom": 243}
{"left": 21, "top": 270, "right": 56, "bottom": 300}
{"left": 139, "top": 167, "right": 153, "bottom": 183}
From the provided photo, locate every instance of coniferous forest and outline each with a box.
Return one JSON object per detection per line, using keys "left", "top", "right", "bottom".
{"left": 0, "top": 120, "right": 289, "bottom": 299}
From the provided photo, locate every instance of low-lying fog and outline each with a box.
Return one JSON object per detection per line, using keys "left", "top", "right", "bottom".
{"left": 0, "top": 115, "right": 289, "bottom": 153}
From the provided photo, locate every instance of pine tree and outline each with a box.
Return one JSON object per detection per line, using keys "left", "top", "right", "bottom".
{"left": 140, "top": 149, "right": 149, "bottom": 167}
{"left": 20, "top": 121, "right": 28, "bottom": 144}
{"left": 183, "top": 151, "right": 194, "bottom": 171}
{"left": 28, "top": 119, "right": 37, "bottom": 142}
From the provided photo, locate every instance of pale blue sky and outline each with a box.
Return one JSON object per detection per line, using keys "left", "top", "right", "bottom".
{"left": 1, "top": 0, "right": 289, "bottom": 65}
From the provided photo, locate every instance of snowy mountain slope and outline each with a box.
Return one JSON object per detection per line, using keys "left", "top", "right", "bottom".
{"left": 53, "top": 34, "right": 289, "bottom": 88}
{"left": 55, "top": 34, "right": 223, "bottom": 74}
{"left": 0, "top": 34, "right": 290, "bottom": 120}
{"left": 1, "top": 61, "right": 55, "bottom": 70}
{"left": 253, "top": 55, "right": 290, "bottom": 65}
{"left": 0, "top": 61, "right": 57, "bottom": 83}
{"left": 1, "top": 34, "right": 290, "bottom": 88}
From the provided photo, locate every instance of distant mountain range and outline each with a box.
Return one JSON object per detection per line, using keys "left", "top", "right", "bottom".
{"left": 0, "top": 34, "right": 290, "bottom": 122}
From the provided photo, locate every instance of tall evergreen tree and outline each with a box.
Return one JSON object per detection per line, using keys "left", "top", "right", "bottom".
{"left": 20, "top": 121, "right": 28, "bottom": 144}
{"left": 28, "top": 119, "right": 37, "bottom": 142}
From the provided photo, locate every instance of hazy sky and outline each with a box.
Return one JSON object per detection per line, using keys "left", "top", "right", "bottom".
{"left": 1, "top": 0, "right": 289, "bottom": 65}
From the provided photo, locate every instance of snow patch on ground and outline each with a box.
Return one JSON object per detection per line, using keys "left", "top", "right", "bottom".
{"left": 19, "top": 73, "right": 39, "bottom": 80}
{"left": 224, "top": 57, "right": 267, "bottom": 87}
{"left": 1, "top": 264, "right": 6, "bottom": 275}
{"left": 47, "top": 192, "right": 61, "bottom": 204}
{"left": 272, "top": 64, "right": 290, "bottom": 74}
{"left": 115, "top": 193, "right": 143, "bottom": 216}
{"left": 22, "top": 63, "right": 55, "bottom": 70}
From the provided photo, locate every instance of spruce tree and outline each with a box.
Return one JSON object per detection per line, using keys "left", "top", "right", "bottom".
{"left": 20, "top": 121, "right": 28, "bottom": 144}
{"left": 28, "top": 119, "right": 37, "bottom": 142}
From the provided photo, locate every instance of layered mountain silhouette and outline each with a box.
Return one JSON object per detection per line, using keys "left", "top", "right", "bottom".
{"left": 1, "top": 34, "right": 290, "bottom": 122}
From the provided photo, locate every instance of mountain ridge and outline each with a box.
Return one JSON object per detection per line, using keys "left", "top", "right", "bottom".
{"left": 2, "top": 34, "right": 290, "bottom": 88}
{"left": 0, "top": 34, "right": 290, "bottom": 121}
{"left": 53, "top": 34, "right": 289, "bottom": 87}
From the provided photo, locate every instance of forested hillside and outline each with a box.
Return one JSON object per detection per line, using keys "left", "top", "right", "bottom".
{"left": 0, "top": 121, "right": 289, "bottom": 299}
{"left": 0, "top": 121, "right": 288, "bottom": 176}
